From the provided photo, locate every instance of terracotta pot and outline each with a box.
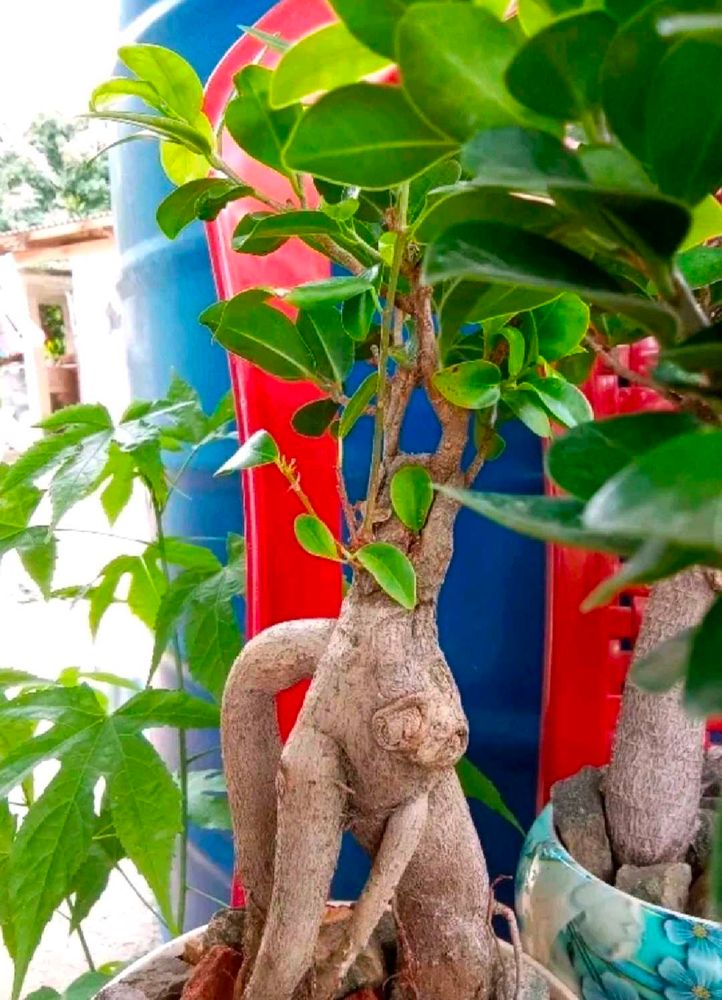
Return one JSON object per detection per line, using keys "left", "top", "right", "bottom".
{"left": 46, "top": 360, "right": 79, "bottom": 408}
{"left": 100, "top": 919, "right": 578, "bottom": 1000}
{"left": 516, "top": 804, "right": 722, "bottom": 1000}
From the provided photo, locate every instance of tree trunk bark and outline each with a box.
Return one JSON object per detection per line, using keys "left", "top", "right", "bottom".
{"left": 603, "top": 569, "right": 715, "bottom": 867}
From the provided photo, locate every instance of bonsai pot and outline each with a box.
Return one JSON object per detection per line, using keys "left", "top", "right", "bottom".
{"left": 516, "top": 805, "right": 722, "bottom": 1000}
{"left": 97, "top": 914, "right": 578, "bottom": 1000}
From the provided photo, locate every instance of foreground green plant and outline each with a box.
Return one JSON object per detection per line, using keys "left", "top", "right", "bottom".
{"left": 87, "top": 0, "right": 722, "bottom": 995}
{"left": 0, "top": 376, "right": 245, "bottom": 998}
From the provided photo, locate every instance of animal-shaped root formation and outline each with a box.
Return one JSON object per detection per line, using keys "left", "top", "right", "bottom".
{"left": 221, "top": 592, "right": 498, "bottom": 1000}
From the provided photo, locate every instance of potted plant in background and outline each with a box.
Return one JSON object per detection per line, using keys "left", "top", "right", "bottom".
{"left": 9, "top": 0, "right": 722, "bottom": 997}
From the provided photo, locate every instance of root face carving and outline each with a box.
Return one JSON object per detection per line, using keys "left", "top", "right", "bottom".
{"left": 222, "top": 585, "right": 497, "bottom": 1000}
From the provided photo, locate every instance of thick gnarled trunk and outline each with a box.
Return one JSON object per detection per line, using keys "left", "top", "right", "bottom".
{"left": 604, "top": 570, "right": 716, "bottom": 867}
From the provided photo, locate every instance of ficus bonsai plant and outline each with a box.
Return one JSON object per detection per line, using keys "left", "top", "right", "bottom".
{"left": 0, "top": 377, "right": 246, "bottom": 1000}
{"left": 86, "top": 0, "right": 722, "bottom": 997}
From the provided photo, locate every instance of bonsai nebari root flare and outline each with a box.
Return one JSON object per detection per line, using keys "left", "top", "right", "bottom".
{"left": 222, "top": 506, "right": 497, "bottom": 1000}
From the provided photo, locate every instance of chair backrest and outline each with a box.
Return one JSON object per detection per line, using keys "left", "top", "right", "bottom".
{"left": 203, "top": 0, "right": 341, "bottom": 744}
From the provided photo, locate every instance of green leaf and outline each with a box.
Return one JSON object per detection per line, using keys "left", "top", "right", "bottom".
{"left": 356, "top": 542, "right": 417, "bottom": 609}
{"left": 22, "top": 990, "right": 60, "bottom": 1000}
{"left": 686, "top": 596, "right": 722, "bottom": 715}
{"left": 157, "top": 538, "right": 222, "bottom": 573}
{"left": 284, "top": 83, "right": 455, "bottom": 189}
{"left": 525, "top": 375, "right": 593, "bottom": 428}
{"left": 106, "top": 730, "right": 181, "bottom": 930}
{"left": 583, "top": 429, "right": 722, "bottom": 552}
{"left": 524, "top": 294, "right": 590, "bottom": 361}
{"left": 398, "top": 4, "right": 548, "bottom": 142}
{"left": 208, "top": 292, "right": 317, "bottom": 381}
{"left": 1, "top": 428, "right": 90, "bottom": 493}
{"left": 683, "top": 195, "right": 722, "bottom": 251}
{"left": 215, "top": 429, "right": 279, "bottom": 476}
{"left": 85, "top": 111, "right": 212, "bottom": 155}
{"left": 149, "top": 569, "right": 210, "bottom": 679}
{"left": 546, "top": 411, "right": 699, "bottom": 500}
{"left": 270, "top": 22, "right": 391, "bottom": 108}
{"left": 631, "top": 627, "right": 692, "bottom": 694}
{"left": 0, "top": 669, "right": 44, "bottom": 692}
{"left": 225, "top": 65, "right": 301, "bottom": 177}
{"left": 343, "top": 291, "right": 376, "bottom": 342}
{"left": 297, "top": 308, "right": 355, "bottom": 386}
{"left": 583, "top": 539, "right": 706, "bottom": 611}
{"left": 457, "top": 756, "right": 524, "bottom": 834}
{"left": 100, "top": 445, "right": 135, "bottom": 524}
{"left": 49, "top": 431, "right": 113, "bottom": 525}
{"left": 461, "top": 126, "right": 585, "bottom": 190}
{"left": 37, "top": 404, "right": 112, "bottom": 433}
{"left": 339, "top": 373, "right": 378, "bottom": 438}
{"left": 239, "top": 25, "right": 290, "bottom": 51}
{"left": 0, "top": 715, "right": 104, "bottom": 800}
{"left": 439, "top": 487, "right": 637, "bottom": 554}
{"left": 424, "top": 221, "right": 679, "bottom": 341}
{"left": 495, "top": 326, "right": 526, "bottom": 378}
{"left": 115, "top": 690, "right": 220, "bottom": 729}
{"left": 157, "top": 179, "right": 251, "bottom": 239}
{"left": 186, "top": 770, "right": 231, "bottom": 831}
{"left": 62, "top": 970, "right": 114, "bottom": 1000}
{"left": 90, "top": 76, "right": 166, "bottom": 113}
{"left": 328, "top": 0, "right": 412, "bottom": 58}
{"left": 647, "top": 38, "right": 722, "bottom": 204}
{"left": 231, "top": 210, "right": 345, "bottom": 255}
{"left": 88, "top": 554, "right": 162, "bottom": 635}
{"left": 292, "top": 399, "right": 339, "bottom": 437}
{"left": 159, "top": 142, "right": 210, "bottom": 186}
{"left": 183, "top": 567, "right": 244, "bottom": 701}
{"left": 119, "top": 44, "right": 204, "bottom": 124}
{"left": 294, "top": 514, "right": 340, "bottom": 560}
{"left": 503, "top": 387, "right": 552, "bottom": 437}
{"left": 662, "top": 325, "right": 722, "bottom": 375}
{"left": 8, "top": 731, "right": 107, "bottom": 999}
{"left": 432, "top": 360, "right": 502, "bottom": 409}
{"left": 284, "top": 274, "right": 377, "bottom": 309}
{"left": 68, "top": 843, "right": 112, "bottom": 931}
{"left": 18, "top": 528, "right": 56, "bottom": 597}
{"left": 0, "top": 684, "right": 104, "bottom": 724}
{"left": 676, "top": 247, "right": 722, "bottom": 290}
{"left": 390, "top": 466, "right": 433, "bottom": 532}
{"left": 507, "top": 12, "right": 617, "bottom": 120}
{"left": 408, "top": 159, "right": 462, "bottom": 222}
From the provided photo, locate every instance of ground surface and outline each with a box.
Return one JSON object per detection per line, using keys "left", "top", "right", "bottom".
{"left": 0, "top": 489, "right": 163, "bottom": 997}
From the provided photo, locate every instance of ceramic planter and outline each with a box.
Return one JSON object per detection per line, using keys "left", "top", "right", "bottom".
{"left": 99, "top": 919, "right": 578, "bottom": 1000}
{"left": 516, "top": 805, "right": 722, "bottom": 1000}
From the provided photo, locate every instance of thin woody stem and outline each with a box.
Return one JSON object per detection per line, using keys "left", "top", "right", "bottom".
{"left": 362, "top": 183, "right": 410, "bottom": 538}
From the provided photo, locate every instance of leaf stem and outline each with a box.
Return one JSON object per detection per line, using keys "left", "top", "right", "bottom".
{"left": 75, "top": 921, "right": 96, "bottom": 972}
{"left": 114, "top": 864, "right": 169, "bottom": 929}
{"left": 148, "top": 488, "right": 189, "bottom": 934}
{"left": 361, "top": 183, "right": 410, "bottom": 539}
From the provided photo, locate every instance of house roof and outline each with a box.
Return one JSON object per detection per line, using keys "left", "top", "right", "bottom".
{"left": 0, "top": 214, "right": 114, "bottom": 264}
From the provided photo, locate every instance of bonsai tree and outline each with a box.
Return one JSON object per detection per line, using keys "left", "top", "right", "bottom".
{"left": 90, "top": 0, "right": 722, "bottom": 996}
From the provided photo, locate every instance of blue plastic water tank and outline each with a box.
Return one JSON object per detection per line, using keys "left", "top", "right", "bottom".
{"left": 112, "top": 0, "right": 546, "bottom": 926}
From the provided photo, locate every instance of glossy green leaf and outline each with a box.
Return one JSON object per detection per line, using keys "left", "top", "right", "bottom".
{"left": 495, "top": 325, "right": 526, "bottom": 378}
{"left": 38, "top": 404, "right": 112, "bottom": 432}
{"left": 100, "top": 445, "right": 135, "bottom": 524}
{"left": 294, "top": 514, "right": 340, "bottom": 560}
{"left": 284, "top": 83, "right": 455, "bottom": 189}
{"left": 424, "top": 221, "right": 679, "bottom": 340}
{"left": 432, "top": 359, "right": 502, "bottom": 409}
{"left": 339, "top": 373, "right": 378, "bottom": 438}
{"left": 215, "top": 429, "right": 279, "bottom": 476}
{"left": 414, "top": 185, "right": 563, "bottom": 246}
{"left": 356, "top": 542, "right": 417, "bottom": 610}
{"left": 686, "top": 596, "right": 722, "bottom": 715}
{"left": 148, "top": 570, "right": 209, "bottom": 680}
{"left": 507, "top": 12, "right": 617, "bottom": 120}
{"left": 441, "top": 280, "right": 559, "bottom": 338}
{"left": 119, "top": 44, "right": 204, "bottom": 123}
{"left": 159, "top": 141, "right": 210, "bottom": 185}
{"left": 1, "top": 428, "right": 91, "bottom": 493}
{"left": 291, "top": 398, "right": 339, "bottom": 437}
{"left": 547, "top": 411, "right": 698, "bottom": 500}
{"left": 106, "top": 730, "right": 181, "bottom": 930}
{"left": 63, "top": 971, "right": 113, "bottom": 1000}
{"left": 297, "top": 308, "right": 355, "bottom": 386}
{"left": 343, "top": 290, "right": 376, "bottom": 342}
{"left": 328, "top": 0, "right": 414, "bottom": 59}
{"left": 398, "top": 5, "right": 546, "bottom": 142}
{"left": 208, "top": 292, "right": 317, "bottom": 381}
{"left": 49, "top": 431, "right": 113, "bottom": 525}
{"left": 85, "top": 111, "right": 211, "bottom": 154}
{"left": 408, "top": 159, "right": 461, "bottom": 222}
{"left": 583, "top": 539, "right": 707, "bottom": 610}
{"left": 68, "top": 843, "right": 113, "bottom": 932}
{"left": 647, "top": 38, "right": 722, "bottom": 204}
{"left": 225, "top": 65, "right": 301, "bottom": 177}
{"left": 232, "top": 210, "right": 345, "bottom": 255}
{"left": 157, "top": 179, "right": 251, "bottom": 239}
{"left": 90, "top": 77, "right": 166, "bottom": 113}
{"left": 583, "top": 430, "right": 722, "bottom": 551}
{"left": 525, "top": 375, "right": 593, "bottom": 428}
{"left": 270, "top": 22, "right": 391, "bottom": 108}
{"left": 662, "top": 325, "right": 722, "bottom": 374}
{"left": 682, "top": 195, "right": 722, "bottom": 250}
{"left": 503, "top": 387, "right": 552, "bottom": 436}
{"left": 438, "top": 486, "right": 638, "bottom": 554}
{"left": 239, "top": 25, "right": 290, "bottom": 51}
{"left": 524, "top": 293, "right": 590, "bottom": 362}
{"left": 676, "top": 247, "right": 722, "bottom": 290}
{"left": 284, "top": 274, "right": 376, "bottom": 309}
{"left": 391, "top": 465, "right": 434, "bottom": 532}
{"left": 461, "top": 127, "right": 585, "bottom": 189}
{"left": 457, "top": 756, "right": 524, "bottom": 834}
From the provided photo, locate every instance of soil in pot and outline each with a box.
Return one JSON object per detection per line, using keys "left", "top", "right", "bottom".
{"left": 97, "top": 905, "right": 576, "bottom": 1000}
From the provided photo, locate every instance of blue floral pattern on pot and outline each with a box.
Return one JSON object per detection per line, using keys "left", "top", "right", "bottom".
{"left": 516, "top": 806, "right": 722, "bottom": 1000}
